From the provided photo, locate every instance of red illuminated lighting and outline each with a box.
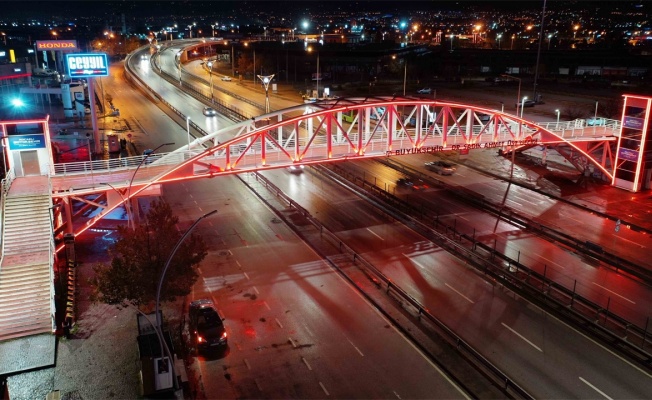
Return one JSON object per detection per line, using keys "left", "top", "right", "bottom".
{"left": 0, "top": 73, "right": 31, "bottom": 81}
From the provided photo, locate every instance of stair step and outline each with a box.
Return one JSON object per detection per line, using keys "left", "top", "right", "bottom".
{"left": 0, "top": 300, "right": 52, "bottom": 316}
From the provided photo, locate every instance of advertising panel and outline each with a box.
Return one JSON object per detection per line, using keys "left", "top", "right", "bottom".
{"left": 623, "top": 116, "right": 644, "bottom": 130}
{"left": 36, "top": 40, "right": 78, "bottom": 51}
{"left": 65, "top": 53, "right": 109, "bottom": 78}
{"left": 8, "top": 134, "right": 47, "bottom": 150}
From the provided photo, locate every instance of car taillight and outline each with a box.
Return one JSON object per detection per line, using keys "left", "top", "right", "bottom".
{"left": 221, "top": 331, "right": 227, "bottom": 339}
{"left": 197, "top": 335, "right": 206, "bottom": 343}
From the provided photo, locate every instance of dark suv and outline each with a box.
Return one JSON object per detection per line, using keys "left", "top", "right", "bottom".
{"left": 189, "top": 299, "right": 227, "bottom": 353}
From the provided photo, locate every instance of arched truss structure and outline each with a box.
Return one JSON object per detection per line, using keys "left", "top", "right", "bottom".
{"left": 50, "top": 97, "right": 619, "bottom": 238}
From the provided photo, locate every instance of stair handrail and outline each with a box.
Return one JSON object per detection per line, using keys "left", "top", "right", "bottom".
{"left": 0, "top": 168, "right": 16, "bottom": 262}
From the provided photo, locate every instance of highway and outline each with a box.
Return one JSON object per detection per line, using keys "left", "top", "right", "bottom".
{"left": 98, "top": 48, "right": 471, "bottom": 399}
{"left": 103, "top": 42, "right": 652, "bottom": 398}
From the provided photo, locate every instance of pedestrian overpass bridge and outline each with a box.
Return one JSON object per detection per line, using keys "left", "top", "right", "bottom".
{"left": 51, "top": 97, "right": 619, "bottom": 239}
{"left": 0, "top": 95, "right": 620, "bottom": 362}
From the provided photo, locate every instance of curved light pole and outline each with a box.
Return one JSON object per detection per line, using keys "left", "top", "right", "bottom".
{"left": 520, "top": 96, "right": 528, "bottom": 119}
{"left": 155, "top": 209, "right": 218, "bottom": 390}
{"left": 555, "top": 109, "right": 560, "bottom": 129}
{"left": 500, "top": 74, "right": 521, "bottom": 117}
{"left": 127, "top": 142, "right": 174, "bottom": 230}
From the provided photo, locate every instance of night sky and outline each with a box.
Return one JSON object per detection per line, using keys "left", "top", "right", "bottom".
{"left": 2, "top": 1, "right": 648, "bottom": 20}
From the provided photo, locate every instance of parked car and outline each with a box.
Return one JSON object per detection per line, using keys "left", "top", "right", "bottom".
{"left": 221, "top": 76, "right": 232, "bottom": 81}
{"left": 189, "top": 299, "right": 227, "bottom": 353}
{"left": 515, "top": 99, "right": 536, "bottom": 108}
{"left": 203, "top": 107, "right": 217, "bottom": 116}
{"left": 417, "top": 88, "right": 432, "bottom": 94}
{"left": 425, "top": 161, "right": 456, "bottom": 175}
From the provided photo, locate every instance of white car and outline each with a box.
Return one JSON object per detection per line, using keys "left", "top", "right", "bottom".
{"left": 425, "top": 161, "right": 456, "bottom": 175}
{"left": 417, "top": 88, "right": 432, "bottom": 94}
{"left": 203, "top": 107, "right": 217, "bottom": 116}
{"left": 221, "top": 76, "right": 232, "bottom": 81}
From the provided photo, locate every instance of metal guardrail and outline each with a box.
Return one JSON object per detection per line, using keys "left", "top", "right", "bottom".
{"left": 329, "top": 161, "right": 652, "bottom": 371}
{"left": 245, "top": 170, "right": 533, "bottom": 399}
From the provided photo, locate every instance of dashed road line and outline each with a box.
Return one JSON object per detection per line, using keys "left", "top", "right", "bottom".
{"left": 501, "top": 322, "right": 542, "bottom": 352}
{"left": 592, "top": 282, "right": 635, "bottom": 304}
{"left": 319, "top": 382, "right": 330, "bottom": 396}
{"left": 302, "top": 357, "right": 312, "bottom": 370}
{"left": 579, "top": 377, "right": 613, "bottom": 399}
{"left": 445, "top": 283, "right": 475, "bottom": 303}
{"left": 275, "top": 318, "right": 283, "bottom": 329}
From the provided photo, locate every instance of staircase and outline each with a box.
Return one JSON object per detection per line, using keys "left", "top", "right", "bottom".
{"left": 0, "top": 177, "right": 55, "bottom": 342}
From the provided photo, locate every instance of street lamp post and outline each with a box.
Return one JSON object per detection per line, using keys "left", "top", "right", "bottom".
{"left": 497, "top": 33, "right": 502, "bottom": 50}
{"left": 307, "top": 46, "right": 320, "bottom": 98}
{"left": 594, "top": 101, "right": 599, "bottom": 134}
{"left": 520, "top": 96, "right": 528, "bottom": 119}
{"left": 176, "top": 51, "right": 182, "bottom": 85}
{"left": 450, "top": 34, "right": 454, "bottom": 51}
{"left": 257, "top": 74, "right": 275, "bottom": 113}
{"left": 155, "top": 209, "right": 217, "bottom": 392}
{"left": 555, "top": 109, "right": 560, "bottom": 129}
{"left": 501, "top": 74, "right": 521, "bottom": 117}
{"left": 403, "top": 60, "right": 407, "bottom": 96}
{"left": 207, "top": 61, "right": 214, "bottom": 101}
{"left": 511, "top": 34, "right": 516, "bottom": 50}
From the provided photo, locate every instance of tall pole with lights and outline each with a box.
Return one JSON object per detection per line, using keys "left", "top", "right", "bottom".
{"left": 532, "top": 0, "right": 547, "bottom": 102}
{"left": 258, "top": 74, "right": 275, "bottom": 113}
{"left": 207, "top": 61, "right": 214, "bottom": 101}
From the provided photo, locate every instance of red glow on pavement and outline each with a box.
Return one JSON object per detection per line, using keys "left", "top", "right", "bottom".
{"left": 244, "top": 326, "right": 256, "bottom": 337}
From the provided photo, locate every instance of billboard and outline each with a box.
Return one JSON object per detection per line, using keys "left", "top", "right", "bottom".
{"left": 65, "top": 53, "right": 109, "bottom": 78}
{"left": 36, "top": 40, "right": 78, "bottom": 51}
{"left": 8, "top": 134, "right": 47, "bottom": 150}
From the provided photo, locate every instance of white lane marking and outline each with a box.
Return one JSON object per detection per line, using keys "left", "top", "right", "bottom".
{"left": 613, "top": 235, "right": 645, "bottom": 248}
{"left": 302, "top": 322, "right": 315, "bottom": 338}
{"left": 329, "top": 258, "right": 471, "bottom": 399}
{"left": 243, "top": 272, "right": 250, "bottom": 280}
{"left": 366, "top": 227, "right": 384, "bottom": 240}
{"left": 536, "top": 255, "right": 565, "bottom": 269}
{"left": 510, "top": 194, "right": 538, "bottom": 206}
{"left": 579, "top": 377, "right": 613, "bottom": 400}
{"left": 454, "top": 213, "right": 470, "bottom": 221}
{"left": 302, "top": 357, "right": 312, "bottom": 370}
{"left": 319, "top": 382, "right": 330, "bottom": 396}
{"left": 197, "top": 206, "right": 203, "bottom": 212}
{"left": 236, "top": 260, "right": 241, "bottom": 268}
{"left": 444, "top": 283, "right": 475, "bottom": 304}
{"left": 263, "top": 301, "right": 271, "bottom": 311}
{"left": 393, "top": 391, "right": 402, "bottom": 399}
{"left": 501, "top": 322, "right": 542, "bottom": 352}
{"left": 403, "top": 254, "right": 426, "bottom": 270}
{"left": 254, "top": 378, "right": 262, "bottom": 392}
{"left": 592, "top": 282, "right": 636, "bottom": 304}
{"left": 289, "top": 337, "right": 297, "bottom": 348}
{"left": 253, "top": 286, "right": 259, "bottom": 295}
{"left": 347, "top": 338, "right": 364, "bottom": 356}
{"left": 244, "top": 358, "right": 251, "bottom": 370}
{"left": 275, "top": 318, "right": 283, "bottom": 329}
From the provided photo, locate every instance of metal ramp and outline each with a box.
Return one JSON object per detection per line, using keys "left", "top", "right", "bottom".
{"left": 0, "top": 176, "right": 56, "bottom": 375}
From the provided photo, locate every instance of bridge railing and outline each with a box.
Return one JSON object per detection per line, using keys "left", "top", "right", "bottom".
{"left": 537, "top": 118, "right": 621, "bottom": 138}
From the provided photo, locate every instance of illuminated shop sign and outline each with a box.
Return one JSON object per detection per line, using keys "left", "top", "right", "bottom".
{"left": 8, "top": 134, "right": 46, "bottom": 150}
{"left": 36, "top": 40, "right": 78, "bottom": 50}
{"left": 65, "top": 53, "right": 109, "bottom": 78}
{"left": 623, "top": 116, "right": 644, "bottom": 130}
{"left": 618, "top": 147, "right": 639, "bottom": 162}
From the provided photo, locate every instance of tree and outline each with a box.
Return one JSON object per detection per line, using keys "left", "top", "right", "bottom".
{"left": 90, "top": 198, "right": 208, "bottom": 307}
